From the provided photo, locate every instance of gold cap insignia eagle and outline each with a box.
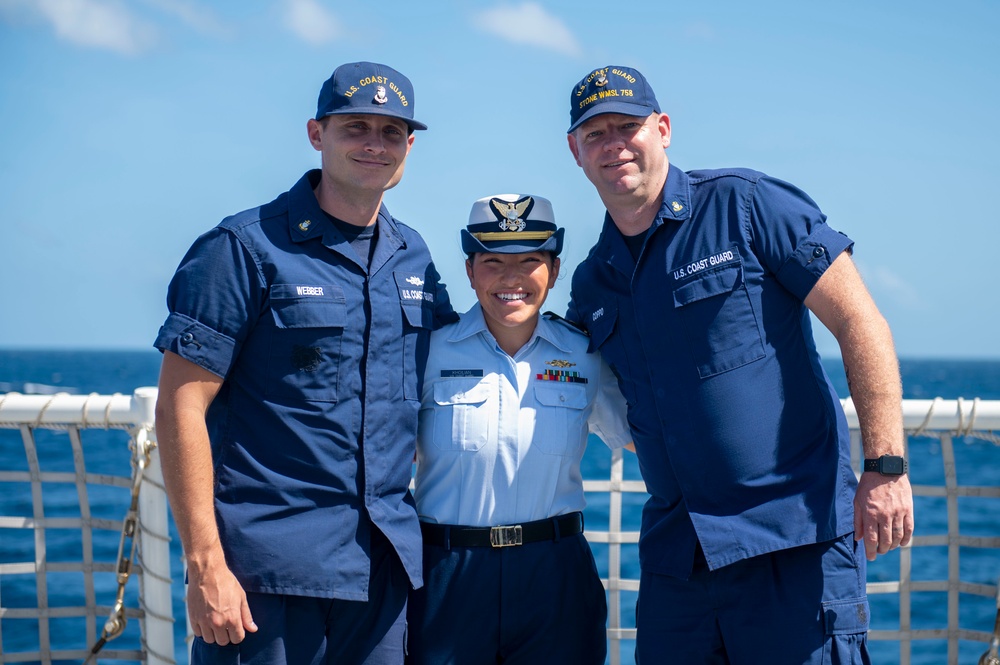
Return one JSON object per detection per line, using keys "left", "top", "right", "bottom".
{"left": 491, "top": 197, "right": 532, "bottom": 232}
{"left": 546, "top": 359, "right": 576, "bottom": 368}
{"left": 472, "top": 196, "right": 555, "bottom": 243}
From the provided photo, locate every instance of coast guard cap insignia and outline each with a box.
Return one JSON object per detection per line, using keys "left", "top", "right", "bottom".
{"left": 671, "top": 201, "right": 683, "bottom": 212}
{"left": 595, "top": 73, "right": 608, "bottom": 87}
{"left": 374, "top": 85, "right": 388, "bottom": 105}
{"left": 546, "top": 359, "right": 576, "bottom": 368}
{"left": 491, "top": 196, "right": 532, "bottom": 232}
{"left": 406, "top": 276, "right": 425, "bottom": 286}
{"left": 298, "top": 219, "right": 312, "bottom": 231}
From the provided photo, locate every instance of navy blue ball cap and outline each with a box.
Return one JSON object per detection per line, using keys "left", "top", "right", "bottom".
{"left": 461, "top": 194, "right": 565, "bottom": 256}
{"left": 568, "top": 65, "right": 659, "bottom": 133}
{"left": 315, "top": 61, "right": 427, "bottom": 131}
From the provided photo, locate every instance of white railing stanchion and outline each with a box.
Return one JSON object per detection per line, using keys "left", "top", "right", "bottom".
{"left": 133, "top": 387, "right": 175, "bottom": 665}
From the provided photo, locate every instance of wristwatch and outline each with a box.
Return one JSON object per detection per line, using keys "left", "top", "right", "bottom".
{"left": 863, "top": 455, "right": 908, "bottom": 476}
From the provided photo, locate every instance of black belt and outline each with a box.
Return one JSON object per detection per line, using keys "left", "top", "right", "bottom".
{"left": 420, "top": 512, "right": 584, "bottom": 548}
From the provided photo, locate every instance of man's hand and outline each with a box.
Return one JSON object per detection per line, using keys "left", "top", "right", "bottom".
{"left": 853, "top": 472, "right": 914, "bottom": 561}
{"left": 186, "top": 554, "right": 257, "bottom": 645}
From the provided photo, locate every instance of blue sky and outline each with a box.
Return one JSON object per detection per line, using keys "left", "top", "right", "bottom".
{"left": 1, "top": 0, "right": 997, "bottom": 358}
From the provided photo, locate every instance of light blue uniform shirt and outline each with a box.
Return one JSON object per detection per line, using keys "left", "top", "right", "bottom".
{"left": 414, "top": 303, "right": 631, "bottom": 527}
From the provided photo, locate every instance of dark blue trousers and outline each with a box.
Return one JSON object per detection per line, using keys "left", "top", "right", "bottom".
{"left": 191, "top": 529, "right": 409, "bottom": 665}
{"left": 636, "top": 534, "right": 871, "bottom": 665}
{"left": 406, "top": 531, "right": 607, "bottom": 664}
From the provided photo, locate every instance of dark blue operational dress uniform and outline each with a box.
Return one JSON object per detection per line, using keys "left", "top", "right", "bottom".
{"left": 154, "top": 167, "right": 456, "bottom": 659}
{"left": 567, "top": 164, "right": 871, "bottom": 663}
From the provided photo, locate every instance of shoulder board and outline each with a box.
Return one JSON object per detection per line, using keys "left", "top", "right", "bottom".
{"left": 542, "top": 311, "right": 589, "bottom": 336}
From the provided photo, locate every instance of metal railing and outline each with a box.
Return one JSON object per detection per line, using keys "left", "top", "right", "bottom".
{"left": 1, "top": 391, "right": 998, "bottom": 664}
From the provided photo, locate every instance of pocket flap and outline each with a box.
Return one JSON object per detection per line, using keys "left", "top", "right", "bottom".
{"left": 585, "top": 302, "right": 617, "bottom": 353}
{"left": 271, "top": 284, "right": 347, "bottom": 329}
{"left": 401, "top": 300, "right": 433, "bottom": 329}
{"left": 672, "top": 265, "right": 743, "bottom": 308}
{"left": 534, "top": 383, "right": 587, "bottom": 410}
{"left": 822, "top": 597, "right": 870, "bottom": 635}
{"left": 433, "top": 378, "right": 490, "bottom": 406}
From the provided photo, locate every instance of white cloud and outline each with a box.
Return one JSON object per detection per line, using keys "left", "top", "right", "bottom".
{"left": 141, "top": 0, "right": 230, "bottom": 38}
{"left": 8, "top": 0, "right": 157, "bottom": 55}
{"left": 472, "top": 2, "right": 581, "bottom": 58}
{"left": 285, "top": 0, "right": 340, "bottom": 45}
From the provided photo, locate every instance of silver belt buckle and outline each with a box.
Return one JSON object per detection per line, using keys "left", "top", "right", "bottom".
{"left": 489, "top": 524, "right": 522, "bottom": 548}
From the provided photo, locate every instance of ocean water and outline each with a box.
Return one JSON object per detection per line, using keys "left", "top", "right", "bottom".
{"left": 1, "top": 350, "right": 999, "bottom": 664}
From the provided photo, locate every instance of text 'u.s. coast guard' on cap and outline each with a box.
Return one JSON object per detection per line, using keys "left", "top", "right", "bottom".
{"left": 567, "top": 65, "right": 659, "bottom": 133}
{"left": 315, "top": 61, "right": 427, "bottom": 131}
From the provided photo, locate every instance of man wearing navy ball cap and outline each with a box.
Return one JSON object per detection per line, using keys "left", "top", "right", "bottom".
{"left": 154, "top": 61, "right": 456, "bottom": 665}
{"left": 565, "top": 65, "right": 914, "bottom": 663}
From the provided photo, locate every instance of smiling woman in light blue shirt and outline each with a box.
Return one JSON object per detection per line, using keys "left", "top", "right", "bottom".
{"left": 406, "top": 194, "right": 631, "bottom": 665}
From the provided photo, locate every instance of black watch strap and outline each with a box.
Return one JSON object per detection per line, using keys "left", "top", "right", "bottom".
{"left": 864, "top": 455, "right": 908, "bottom": 476}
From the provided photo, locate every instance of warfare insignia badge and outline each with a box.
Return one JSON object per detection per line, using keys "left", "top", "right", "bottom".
{"left": 490, "top": 196, "right": 533, "bottom": 232}
{"left": 406, "top": 276, "right": 425, "bottom": 287}
{"left": 595, "top": 73, "right": 608, "bottom": 88}
{"left": 546, "top": 359, "right": 576, "bottom": 368}
{"left": 374, "top": 85, "right": 388, "bottom": 105}
{"left": 671, "top": 201, "right": 684, "bottom": 213}
{"left": 298, "top": 219, "right": 312, "bottom": 231}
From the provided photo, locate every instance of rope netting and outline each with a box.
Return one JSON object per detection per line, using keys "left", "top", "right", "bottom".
{"left": 0, "top": 391, "right": 174, "bottom": 665}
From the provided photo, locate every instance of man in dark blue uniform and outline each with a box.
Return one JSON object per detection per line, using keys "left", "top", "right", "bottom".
{"left": 153, "top": 61, "right": 456, "bottom": 665}
{"left": 564, "top": 65, "right": 914, "bottom": 664}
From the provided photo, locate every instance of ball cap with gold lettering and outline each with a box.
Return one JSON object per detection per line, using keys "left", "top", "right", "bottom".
{"left": 461, "top": 194, "right": 565, "bottom": 256}
{"left": 315, "top": 61, "right": 427, "bottom": 131}
{"left": 567, "top": 65, "right": 660, "bottom": 133}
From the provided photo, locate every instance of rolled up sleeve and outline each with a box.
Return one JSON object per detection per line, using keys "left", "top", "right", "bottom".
{"left": 153, "top": 226, "right": 262, "bottom": 378}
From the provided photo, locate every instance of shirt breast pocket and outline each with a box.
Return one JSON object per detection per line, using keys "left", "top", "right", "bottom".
{"left": 532, "top": 383, "right": 588, "bottom": 457}
{"left": 672, "top": 262, "right": 765, "bottom": 378}
{"left": 430, "top": 378, "right": 493, "bottom": 452}
{"left": 266, "top": 285, "right": 346, "bottom": 402}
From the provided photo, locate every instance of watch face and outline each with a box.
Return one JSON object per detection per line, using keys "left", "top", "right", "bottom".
{"left": 881, "top": 456, "right": 905, "bottom": 475}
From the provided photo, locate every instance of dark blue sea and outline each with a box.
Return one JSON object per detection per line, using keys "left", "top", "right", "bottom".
{"left": 1, "top": 350, "right": 999, "bottom": 664}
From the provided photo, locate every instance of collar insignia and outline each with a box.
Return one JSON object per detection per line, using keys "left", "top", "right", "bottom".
{"left": 374, "top": 85, "right": 388, "bottom": 105}
{"left": 671, "top": 201, "right": 683, "bottom": 213}
{"left": 595, "top": 74, "right": 608, "bottom": 88}
{"left": 406, "top": 276, "right": 425, "bottom": 286}
{"left": 298, "top": 219, "right": 312, "bottom": 231}
{"left": 491, "top": 196, "right": 532, "bottom": 232}
{"left": 546, "top": 359, "right": 576, "bottom": 368}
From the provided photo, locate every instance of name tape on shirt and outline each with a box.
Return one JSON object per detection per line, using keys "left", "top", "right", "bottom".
{"left": 671, "top": 248, "right": 739, "bottom": 280}
{"left": 396, "top": 273, "right": 434, "bottom": 303}
{"left": 400, "top": 289, "right": 434, "bottom": 302}
{"left": 441, "top": 369, "right": 484, "bottom": 378}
